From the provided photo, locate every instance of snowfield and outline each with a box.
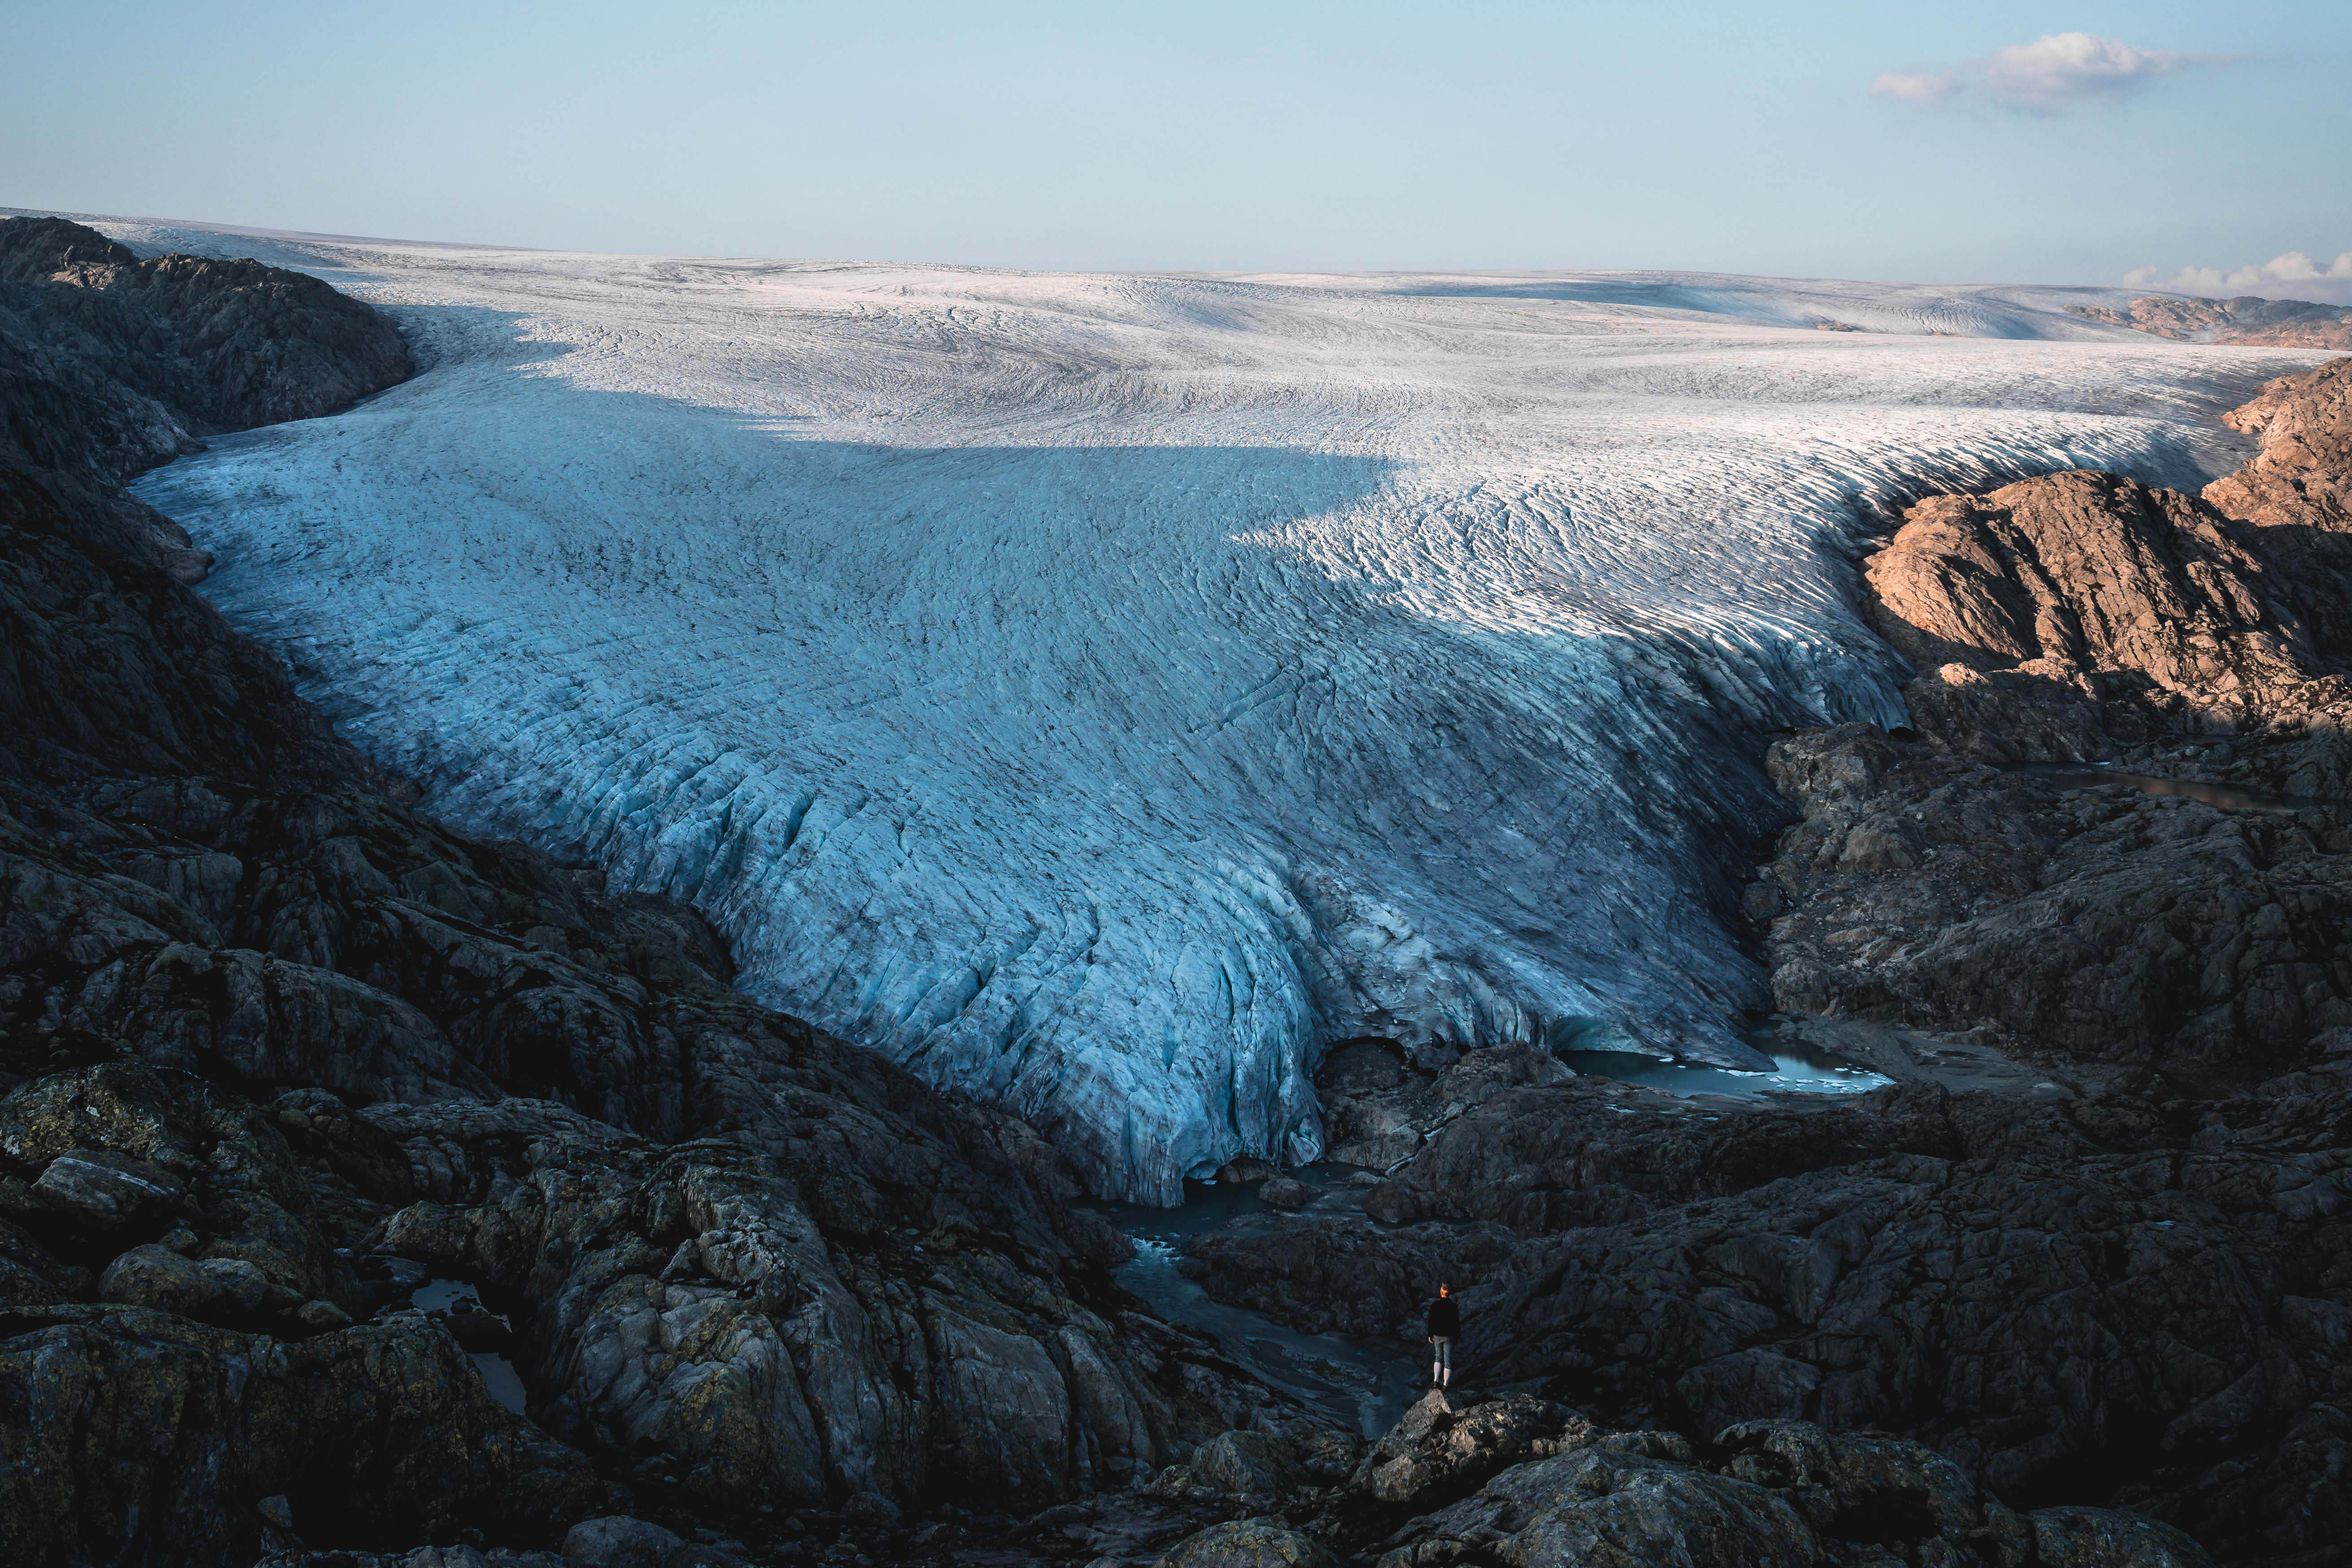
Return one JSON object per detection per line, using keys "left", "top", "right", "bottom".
{"left": 94, "top": 215, "right": 2323, "bottom": 1201}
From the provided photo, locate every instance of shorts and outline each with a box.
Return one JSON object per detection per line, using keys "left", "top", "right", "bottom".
{"left": 1430, "top": 1336, "right": 1453, "bottom": 1371}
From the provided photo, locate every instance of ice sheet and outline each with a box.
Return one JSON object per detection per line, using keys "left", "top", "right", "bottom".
{"left": 109, "top": 218, "right": 2325, "bottom": 1200}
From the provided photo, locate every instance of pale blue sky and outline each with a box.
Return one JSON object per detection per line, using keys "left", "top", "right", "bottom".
{"left": 7, "top": 1, "right": 2346, "bottom": 287}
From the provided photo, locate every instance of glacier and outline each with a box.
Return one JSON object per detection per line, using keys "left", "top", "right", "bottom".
{"left": 91, "top": 214, "right": 2325, "bottom": 1201}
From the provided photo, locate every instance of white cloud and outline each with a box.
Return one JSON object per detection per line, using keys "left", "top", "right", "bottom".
{"left": 1869, "top": 70, "right": 1956, "bottom": 104}
{"left": 1872, "top": 31, "right": 2239, "bottom": 114}
{"left": 2124, "top": 252, "right": 2352, "bottom": 305}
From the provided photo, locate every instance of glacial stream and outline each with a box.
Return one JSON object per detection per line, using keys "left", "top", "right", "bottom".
{"left": 412, "top": 1277, "right": 529, "bottom": 1415}
{"left": 1559, "top": 1046, "right": 1891, "bottom": 1098}
{"left": 1093, "top": 1041, "right": 1895, "bottom": 1437}
{"left": 1094, "top": 1181, "right": 1419, "bottom": 1440}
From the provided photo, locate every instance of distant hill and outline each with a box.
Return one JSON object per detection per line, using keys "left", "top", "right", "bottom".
{"left": 2072, "top": 291, "right": 2352, "bottom": 348}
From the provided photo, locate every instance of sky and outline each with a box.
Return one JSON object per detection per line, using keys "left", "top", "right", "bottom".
{"left": 6, "top": 0, "right": 2348, "bottom": 292}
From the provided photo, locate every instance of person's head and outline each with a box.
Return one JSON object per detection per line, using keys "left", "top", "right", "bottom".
{"left": 1439, "top": 1284, "right": 1449, "bottom": 1297}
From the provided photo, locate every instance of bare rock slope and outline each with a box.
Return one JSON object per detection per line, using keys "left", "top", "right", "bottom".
{"left": 1167, "top": 360, "right": 2352, "bottom": 1568}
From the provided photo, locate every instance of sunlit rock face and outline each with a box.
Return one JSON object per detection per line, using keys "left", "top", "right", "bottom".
{"left": 116, "top": 216, "right": 2313, "bottom": 1199}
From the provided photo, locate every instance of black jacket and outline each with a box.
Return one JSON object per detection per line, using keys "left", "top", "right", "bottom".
{"left": 1426, "top": 1296, "right": 1459, "bottom": 1337}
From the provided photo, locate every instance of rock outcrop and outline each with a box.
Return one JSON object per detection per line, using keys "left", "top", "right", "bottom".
{"left": 1763, "top": 358, "right": 2352, "bottom": 1068}
{"left": 1756, "top": 724, "right": 2352, "bottom": 1070}
{"left": 1132, "top": 1397, "right": 2217, "bottom": 1568}
{"left": 0, "top": 1304, "right": 608, "bottom": 1564}
{"left": 2071, "top": 293, "right": 2352, "bottom": 351}
{"left": 0, "top": 214, "right": 413, "bottom": 492}
{"left": 2208, "top": 359, "right": 2352, "bottom": 537}
{"left": 1346, "top": 1409, "right": 2219, "bottom": 1567}
{"left": 1862, "top": 470, "right": 2314, "bottom": 749}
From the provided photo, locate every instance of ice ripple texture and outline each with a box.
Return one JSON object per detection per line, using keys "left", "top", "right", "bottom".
{"left": 121, "top": 226, "right": 2320, "bottom": 1200}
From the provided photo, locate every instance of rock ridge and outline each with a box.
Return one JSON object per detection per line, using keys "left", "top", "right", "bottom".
{"left": 2072, "top": 293, "right": 2352, "bottom": 351}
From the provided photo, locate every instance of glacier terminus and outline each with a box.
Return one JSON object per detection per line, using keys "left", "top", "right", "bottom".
{"left": 113, "top": 218, "right": 2310, "bottom": 1201}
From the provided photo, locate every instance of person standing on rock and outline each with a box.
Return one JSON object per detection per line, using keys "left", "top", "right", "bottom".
{"left": 1426, "top": 1284, "right": 1459, "bottom": 1390}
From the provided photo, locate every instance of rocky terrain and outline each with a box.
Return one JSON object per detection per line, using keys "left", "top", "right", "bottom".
{"left": 0, "top": 217, "right": 1318, "bottom": 1568}
{"left": 0, "top": 212, "right": 2324, "bottom": 1568}
{"left": 2073, "top": 294, "right": 2352, "bottom": 351}
{"left": 1167, "top": 359, "right": 2352, "bottom": 1566}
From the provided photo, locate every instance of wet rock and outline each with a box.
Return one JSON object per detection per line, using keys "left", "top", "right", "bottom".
{"left": 440, "top": 1302, "right": 511, "bottom": 1354}
{"left": 1257, "top": 1177, "right": 1308, "bottom": 1211}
